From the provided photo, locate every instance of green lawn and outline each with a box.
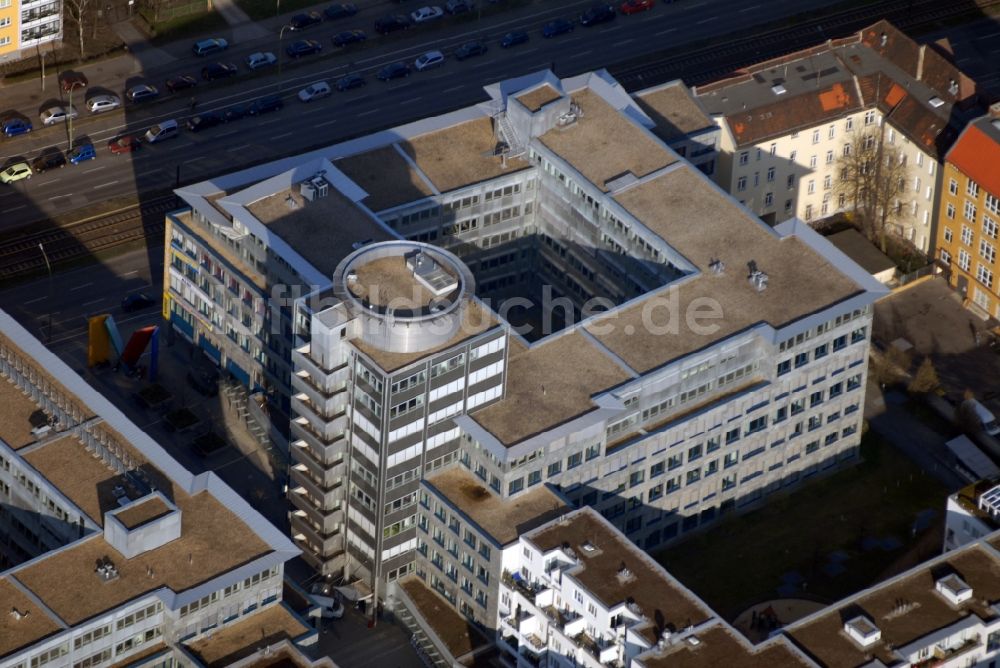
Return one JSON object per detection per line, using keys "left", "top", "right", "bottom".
{"left": 237, "top": 0, "right": 314, "bottom": 22}
{"left": 146, "top": 9, "right": 229, "bottom": 45}
{"left": 655, "top": 432, "right": 948, "bottom": 620}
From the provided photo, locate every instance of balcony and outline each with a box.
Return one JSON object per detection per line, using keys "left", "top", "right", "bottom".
{"left": 292, "top": 372, "right": 348, "bottom": 414}
{"left": 290, "top": 466, "right": 344, "bottom": 503}
{"left": 542, "top": 605, "right": 581, "bottom": 633}
{"left": 288, "top": 486, "right": 344, "bottom": 526}
{"left": 290, "top": 440, "right": 344, "bottom": 475}
{"left": 502, "top": 570, "right": 545, "bottom": 604}
{"left": 290, "top": 512, "right": 343, "bottom": 554}
{"left": 291, "top": 392, "right": 348, "bottom": 428}
{"left": 911, "top": 635, "right": 982, "bottom": 668}
{"left": 290, "top": 416, "right": 346, "bottom": 453}
{"left": 293, "top": 345, "right": 349, "bottom": 380}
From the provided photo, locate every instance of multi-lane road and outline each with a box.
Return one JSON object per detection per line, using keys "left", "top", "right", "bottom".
{"left": 0, "top": 0, "right": 929, "bottom": 229}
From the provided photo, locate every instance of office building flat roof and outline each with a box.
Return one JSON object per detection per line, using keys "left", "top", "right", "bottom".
{"left": 640, "top": 626, "right": 811, "bottom": 668}
{"left": 528, "top": 509, "right": 712, "bottom": 640}
{"left": 0, "top": 577, "right": 61, "bottom": 659}
{"left": 517, "top": 84, "right": 562, "bottom": 112}
{"left": 472, "top": 330, "right": 631, "bottom": 445}
{"left": 425, "top": 467, "right": 567, "bottom": 545}
{"left": 401, "top": 117, "right": 529, "bottom": 194}
{"left": 185, "top": 603, "right": 309, "bottom": 667}
{"left": 13, "top": 490, "right": 271, "bottom": 626}
{"left": 348, "top": 255, "right": 443, "bottom": 309}
{"left": 539, "top": 88, "right": 678, "bottom": 192}
{"left": 786, "top": 544, "right": 1000, "bottom": 668}
{"left": 588, "top": 166, "right": 861, "bottom": 373}
{"left": 634, "top": 81, "right": 715, "bottom": 142}
{"left": 400, "top": 576, "right": 491, "bottom": 660}
{"left": 335, "top": 145, "right": 435, "bottom": 212}
{"left": 115, "top": 495, "right": 172, "bottom": 530}
{"left": 0, "top": 379, "right": 51, "bottom": 450}
{"left": 247, "top": 185, "right": 392, "bottom": 277}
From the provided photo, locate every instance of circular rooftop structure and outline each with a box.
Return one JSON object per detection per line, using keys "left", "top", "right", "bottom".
{"left": 332, "top": 241, "right": 475, "bottom": 355}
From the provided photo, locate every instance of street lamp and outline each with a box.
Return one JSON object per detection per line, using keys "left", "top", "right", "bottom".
{"left": 38, "top": 243, "right": 53, "bottom": 342}
{"left": 66, "top": 80, "right": 84, "bottom": 153}
{"left": 277, "top": 24, "right": 292, "bottom": 93}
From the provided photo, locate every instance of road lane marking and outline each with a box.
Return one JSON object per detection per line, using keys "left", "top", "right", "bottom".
{"left": 94, "top": 181, "right": 120, "bottom": 189}
{"left": 7, "top": 205, "right": 25, "bottom": 212}
{"left": 442, "top": 85, "right": 463, "bottom": 93}
{"left": 185, "top": 156, "right": 206, "bottom": 162}
{"left": 215, "top": 130, "right": 239, "bottom": 138}
{"left": 316, "top": 119, "right": 339, "bottom": 127}
{"left": 81, "top": 166, "right": 105, "bottom": 174}
{"left": 227, "top": 144, "right": 252, "bottom": 152}
{"left": 740, "top": 4, "right": 761, "bottom": 11}
{"left": 272, "top": 132, "right": 293, "bottom": 139}
{"left": 83, "top": 297, "right": 105, "bottom": 306}
{"left": 357, "top": 109, "right": 380, "bottom": 117}
{"left": 399, "top": 97, "right": 423, "bottom": 105}
{"left": 615, "top": 38, "right": 636, "bottom": 46}
{"left": 123, "top": 270, "right": 138, "bottom": 276}
{"left": 48, "top": 194, "right": 71, "bottom": 200}
{"left": 70, "top": 282, "right": 93, "bottom": 291}
{"left": 656, "top": 28, "right": 677, "bottom": 36}
{"left": 25, "top": 296, "right": 47, "bottom": 305}
{"left": 135, "top": 169, "right": 162, "bottom": 178}
{"left": 696, "top": 16, "right": 717, "bottom": 24}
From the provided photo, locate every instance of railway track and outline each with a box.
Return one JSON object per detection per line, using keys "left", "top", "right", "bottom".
{"left": 0, "top": 195, "right": 176, "bottom": 280}
{"left": 0, "top": 0, "right": 994, "bottom": 280}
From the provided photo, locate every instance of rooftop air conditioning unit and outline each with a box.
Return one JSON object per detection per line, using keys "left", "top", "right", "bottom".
{"left": 310, "top": 177, "right": 329, "bottom": 198}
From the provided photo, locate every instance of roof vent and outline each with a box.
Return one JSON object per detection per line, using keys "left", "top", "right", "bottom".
{"left": 686, "top": 636, "right": 701, "bottom": 647}
{"left": 771, "top": 84, "right": 787, "bottom": 96}
{"left": 844, "top": 615, "right": 881, "bottom": 647}
{"left": 747, "top": 260, "right": 768, "bottom": 292}
{"left": 948, "top": 79, "right": 959, "bottom": 96}
{"left": 95, "top": 556, "right": 120, "bottom": 582}
{"left": 581, "top": 541, "right": 597, "bottom": 554}
{"left": 928, "top": 97, "right": 945, "bottom": 108}
{"left": 9, "top": 607, "right": 29, "bottom": 620}
{"left": 935, "top": 574, "right": 973, "bottom": 606}
{"left": 284, "top": 194, "right": 298, "bottom": 210}
{"left": 880, "top": 32, "right": 888, "bottom": 47}
{"left": 709, "top": 258, "right": 726, "bottom": 275}
{"left": 617, "top": 561, "right": 633, "bottom": 579}
{"left": 351, "top": 239, "right": 373, "bottom": 251}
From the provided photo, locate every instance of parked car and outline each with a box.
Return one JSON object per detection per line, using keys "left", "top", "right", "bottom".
{"left": 298, "top": 81, "right": 332, "bottom": 102}
{"left": 620, "top": 0, "right": 654, "bottom": 14}
{"left": 580, "top": 3, "right": 615, "bottom": 26}
{"left": 126, "top": 84, "right": 159, "bottom": 103}
{"left": 377, "top": 61, "right": 411, "bottom": 80}
{"left": 410, "top": 5, "right": 443, "bottom": 22}
{"left": 374, "top": 14, "right": 410, "bottom": 34}
{"left": 289, "top": 10, "right": 323, "bottom": 30}
{"left": 245, "top": 51, "right": 277, "bottom": 71}
{"left": 86, "top": 94, "right": 121, "bottom": 114}
{"left": 499, "top": 30, "right": 529, "bottom": 48}
{"left": 1, "top": 117, "right": 33, "bottom": 137}
{"left": 332, "top": 29, "right": 366, "bottom": 47}
{"left": 285, "top": 39, "right": 323, "bottom": 58}
{"left": 335, "top": 72, "right": 366, "bottom": 91}
{"left": 324, "top": 2, "right": 357, "bottom": 20}
{"left": 121, "top": 293, "right": 156, "bottom": 312}
{"left": 108, "top": 134, "right": 142, "bottom": 154}
{"left": 40, "top": 105, "right": 79, "bottom": 126}
{"left": 445, "top": 0, "right": 472, "bottom": 14}
{"left": 455, "top": 40, "right": 487, "bottom": 60}
{"left": 186, "top": 111, "right": 223, "bottom": 132}
{"left": 31, "top": 151, "right": 66, "bottom": 172}
{"left": 222, "top": 105, "right": 247, "bottom": 122}
{"left": 165, "top": 75, "right": 198, "bottom": 92}
{"left": 59, "top": 71, "right": 88, "bottom": 91}
{"left": 414, "top": 50, "right": 445, "bottom": 71}
{"left": 68, "top": 143, "right": 97, "bottom": 165}
{"left": 201, "top": 62, "right": 238, "bottom": 81}
{"left": 0, "top": 162, "right": 32, "bottom": 184}
{"left": 543, "top": 18, "right": 574, "bottom": 37}
{"left": 247, "top": 95, "right": 284, "bottom": 115}
{"left": 192, "top": 37, "right": 228, "bottom": 56}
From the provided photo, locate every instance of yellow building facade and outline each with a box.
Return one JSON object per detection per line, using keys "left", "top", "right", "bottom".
{"left": 936, "top": 114, "right": 1000, "bottom": 319}
{"left": 0, "top": 0, "right": 61, "bottom": 62}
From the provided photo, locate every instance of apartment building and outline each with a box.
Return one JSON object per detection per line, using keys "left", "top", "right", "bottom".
{"left": 0, "top": 310, "right": 305, "bottom": 668}
{"left": 168, "top": 69, "right": 887, "bottom": 604}
{"left": 0, "top": 0, "right": 61, "bottom": 63}
{"left": 935, "top": 109, "right": 1000, "bottom": 319}
{"left": 696, "top": 20, "right": 981, "bottom": 252}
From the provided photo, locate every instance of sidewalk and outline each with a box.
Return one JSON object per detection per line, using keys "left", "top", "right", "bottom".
{"left": 212, "top": 0, "right": 270, "bottom": 41}
{"left": 112, "top": 20, "right": 178, "bottom": 71}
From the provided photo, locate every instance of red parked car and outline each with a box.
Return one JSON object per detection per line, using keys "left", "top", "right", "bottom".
{"left": 620, "top": 0, "right": 654, "bottom": 14}
{"left": 108, "top": 134, "right": 142, "bottom": 154}
{"left": 59, "top": 71, "right": 88, "bottom": 91}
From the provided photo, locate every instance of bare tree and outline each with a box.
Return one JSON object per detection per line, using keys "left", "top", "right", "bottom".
{"left": 834, "top": 125, "right": 912, "bottom": 254}
{"left": 64, "top": 0, "right": 94, "bottom": 59}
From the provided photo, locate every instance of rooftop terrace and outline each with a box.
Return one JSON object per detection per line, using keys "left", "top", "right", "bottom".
{"left": 400, "top": 576, "right": 491, "bottom": 660}
{"left": 640, "top": 626, "right": 811, "bottom": 668}
{"left": 185, "top": 604, "right": 308, "bottom": 667}
{"left": 0, "top": 378, "right": 49, "bottom": 450}
{"left": 0, "top": 577, "right": 61, "bottom": 659}
{"left": 425, "top": 466, "right": 567, "bottom": 545}
{"left": 115, "top": 495, "right": 172, "bottom": 530}
{"left": 634, "top": 82, "right": 715, "bottom": 143}
{"left": 517, "top": 84, "right": 563, "bottom": 112}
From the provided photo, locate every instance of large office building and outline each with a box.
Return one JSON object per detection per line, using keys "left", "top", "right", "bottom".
{"left": 0, "top": 310, "right": 308, "bottom": 668}
{"left": 166, "top": 69, "right": 887, "bottom": 602}
{"left": 0, "top": 0, "right": 61, "bottom": 63}
{"left": 935, "top": 108, "right": 1000, "bottom": 319}
{"left": 695, "top": 20, "right": 981, "bottom": 252}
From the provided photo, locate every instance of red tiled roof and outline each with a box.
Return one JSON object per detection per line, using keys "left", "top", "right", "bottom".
{"left": 949, "top": 122, "right": 1000, "bottom": 196}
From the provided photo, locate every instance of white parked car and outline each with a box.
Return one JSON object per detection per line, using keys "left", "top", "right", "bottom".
{"left": 414, "top": 50, "right": 445, "bottom": 71}
{"left": 297, "top": 80, "right": 332, "bottom": 102}
{"left": 410, "top": 5, "right": 444, "bottom": 22}
{"left": 246, "top": 51, "right": 277, "bottom": 71}
{"left": 40, "top": 105, "right": 79, "bottom": 126}
{"left": 86, "top": 94, "right": 121, "bottom": 114}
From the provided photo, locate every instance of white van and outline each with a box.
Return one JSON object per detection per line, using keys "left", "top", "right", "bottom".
{"left": 967, "top": 399, "right": 1000, "bottom": 436}
{"left": 144, "top": 119, "right": 179, "bottom": 144}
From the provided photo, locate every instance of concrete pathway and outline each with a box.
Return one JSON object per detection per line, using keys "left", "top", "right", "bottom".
{"left": 112, "top": 20, "right": 177, "bottom": 71}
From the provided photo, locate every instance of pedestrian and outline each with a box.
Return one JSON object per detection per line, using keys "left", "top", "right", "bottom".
{"left": 377, "top": 601, "right": 383, "bottom": 620}
{"left": 190, "top": 97, "right": 197, "bottom": 111}
{"left": 358, "top": 598, "right": 367, "bottom": 615}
